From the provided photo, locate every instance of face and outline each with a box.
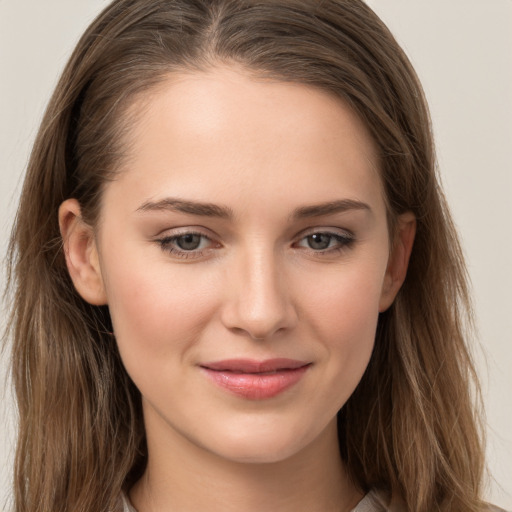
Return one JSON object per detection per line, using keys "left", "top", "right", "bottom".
{"left": 62, "top": 66, "right": 413, "bottom": 465}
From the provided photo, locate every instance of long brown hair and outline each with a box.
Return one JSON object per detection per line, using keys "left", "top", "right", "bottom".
{"left": 5, "top": 1, "right": 485, "bottom": 510}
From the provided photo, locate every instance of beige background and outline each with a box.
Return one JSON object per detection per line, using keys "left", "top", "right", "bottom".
{"left": 1, "top": 1, "right": 511, "bottom": 510}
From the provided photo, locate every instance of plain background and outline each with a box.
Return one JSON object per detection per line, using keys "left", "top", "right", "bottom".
{"left": 0, "top": 1, "right": 511, "bottom": 510}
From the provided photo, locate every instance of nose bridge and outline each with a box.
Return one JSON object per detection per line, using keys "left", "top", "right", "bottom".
{"left": 222, "top": 243, "right": 295, "bottom": 339}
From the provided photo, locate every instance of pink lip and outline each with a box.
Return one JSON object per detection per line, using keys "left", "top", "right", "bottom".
{"left": 200, "top": 358, "right": 311, "bottom": 400}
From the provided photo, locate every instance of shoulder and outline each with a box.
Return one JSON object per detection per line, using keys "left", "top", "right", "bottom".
{"left": 487, "top": 505, "right": 510, "bottom": 512}
{"left": 115, "top": 493, "right": 137, "bottom": 512}
{"left": 351, "top": 490, "right": 393, "bottom": 512}
{"left": 351, "top": 490, "right": 510, "bottom": 512}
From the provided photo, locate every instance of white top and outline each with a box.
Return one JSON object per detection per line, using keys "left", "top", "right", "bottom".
{"left": 119, "top": 490, "right": 508, "bottom": 512}
{"left": 120, "top": 489, "right": 389, "bottom": 512}
{"left": 351, "top": 490, "right": 390, "bottom": 511}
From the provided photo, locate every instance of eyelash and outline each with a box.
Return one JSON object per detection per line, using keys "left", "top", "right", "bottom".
{"left": 156, "top": 229, "right": 355, "bottom": 259}
{"left": 294, "top": 231, "right": 355, "bottom": 255}
{"left": 157, "top": 231, "right": 215, "bottom": 259}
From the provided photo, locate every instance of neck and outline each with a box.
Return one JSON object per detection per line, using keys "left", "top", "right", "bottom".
{"left": 130, "top": 407, "right": 362, "bottom": 512}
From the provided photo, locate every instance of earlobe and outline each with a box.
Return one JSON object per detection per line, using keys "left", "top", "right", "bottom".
{"left": 379, "top": 212, "right": 416, "bottom": 312}
{"left": 59, "top": 199, "right": 107, "bottom": 306}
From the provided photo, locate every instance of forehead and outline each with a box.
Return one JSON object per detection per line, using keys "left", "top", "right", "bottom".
{"left": 105, "top": 65, "right": 385, "bottom": 220}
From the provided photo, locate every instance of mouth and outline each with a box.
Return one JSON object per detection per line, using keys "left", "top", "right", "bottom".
{"left": 199, "top": 358, "right": 312, "bottom": 400}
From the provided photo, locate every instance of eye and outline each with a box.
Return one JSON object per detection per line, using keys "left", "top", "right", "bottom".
{"left": 295, "top": 231, "right": 354, "bottom": 252}
{"left": 156, "top": 231, "right": 217, "bottom": 258}
{"left": 174, "top": 233, "right": 204, "bottom": 251}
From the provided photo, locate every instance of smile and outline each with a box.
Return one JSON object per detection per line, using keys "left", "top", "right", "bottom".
{"left": 200, "top": 359, "right": 312, "bottom": 400}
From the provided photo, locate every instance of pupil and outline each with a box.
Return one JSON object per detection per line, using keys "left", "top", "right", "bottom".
{"left": 308, "top": 233, "right": 331, "bottom": 250}
{"left": 177, "top": 234, "right": 201, "bottom": 250}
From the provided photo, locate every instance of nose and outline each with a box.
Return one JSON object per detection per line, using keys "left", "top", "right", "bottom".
{"left": 220, "top": 248, "right": 298, "bottom": 340}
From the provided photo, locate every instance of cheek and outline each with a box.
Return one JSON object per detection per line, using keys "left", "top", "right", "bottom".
{"left": 100, "top": 249, "right": 219, "bottom": 367}
{"left": 302, "top": 258, "right": 385, "bottom": 335}
{"left": 298, "top": 259, "right": 386, "bottom": 384}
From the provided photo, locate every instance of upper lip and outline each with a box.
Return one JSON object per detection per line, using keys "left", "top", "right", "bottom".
{"left": 200, "top": 358, "right": 310, "bottom": 373}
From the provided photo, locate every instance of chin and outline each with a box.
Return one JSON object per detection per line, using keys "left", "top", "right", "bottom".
{"left": 213, "top": 440, "right": 304, "bottom": 465}
{"left": 199, "top": 419, "right": 326, "bottom": 465}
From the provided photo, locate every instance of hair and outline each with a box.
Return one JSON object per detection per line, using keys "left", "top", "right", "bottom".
{"left": 5, "top": 1, "right": 486, "bottom": 511}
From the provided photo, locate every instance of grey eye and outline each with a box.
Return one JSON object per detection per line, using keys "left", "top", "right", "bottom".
{"left": 296, "top": 231, "right": 354, "bottom": 252}
{"left": 306, "top": 233, "right": 333, "bottom": 250}
{"left": 176, "top": 234, "right": 202, "bottom": 250}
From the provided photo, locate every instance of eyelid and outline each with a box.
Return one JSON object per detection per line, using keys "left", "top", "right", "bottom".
{"left": 295, "top": 226, "right": 355, "bottom": 240}
{"left": 154, "top": 224, "right": 216, "bottom": 237}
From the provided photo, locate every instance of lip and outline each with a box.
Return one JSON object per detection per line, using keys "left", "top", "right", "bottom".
{"left": 199, "top": 358, "right": 311, "bottom": 400}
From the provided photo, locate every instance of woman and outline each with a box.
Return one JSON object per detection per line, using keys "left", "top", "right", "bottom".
{"left": 5, "top": 0, "right": 502, "bottom": 511}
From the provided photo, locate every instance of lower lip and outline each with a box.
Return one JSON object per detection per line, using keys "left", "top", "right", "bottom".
{"left": 201, "top": 365, "right": 310, "bottom": 400}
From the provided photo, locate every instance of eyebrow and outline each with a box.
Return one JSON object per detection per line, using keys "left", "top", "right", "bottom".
{"left": 136, "top": 197, "right": 370, "bottom": 219}
{"left": 291, "top": 199, "right": 371, "bottom": 220}
{"left": 136, "top": 198, "right": 234, "bottom": 218}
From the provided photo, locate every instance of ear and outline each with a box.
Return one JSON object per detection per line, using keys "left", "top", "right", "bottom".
{"left": 59, "top": 199, "right": 107, "bottom": 305}
{"left": 379, "top": 212, "right": 416, "bottom": 312}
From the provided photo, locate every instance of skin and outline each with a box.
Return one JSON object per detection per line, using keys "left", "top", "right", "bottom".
{"left": 60, "top": 66, "right": 415, "bottom": 512}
